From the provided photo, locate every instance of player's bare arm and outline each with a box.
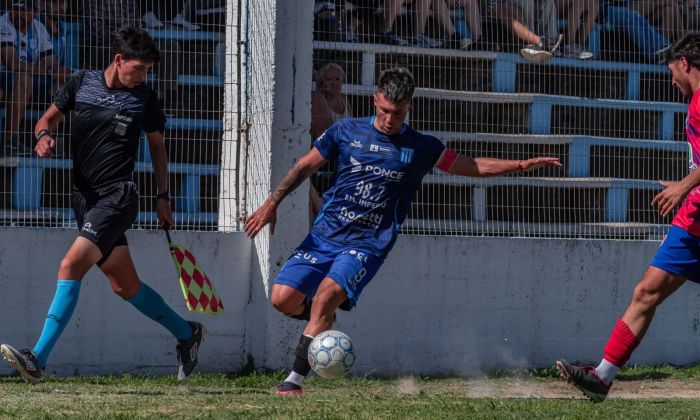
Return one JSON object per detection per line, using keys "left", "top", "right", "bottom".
{"left": 244, "top": 147, "right": 327, "bottom": 238}
{"left": 652, "top": 168, "right": 700, "bottom": 217}
{"left": 34, "top": 104, "right": 65, "bottom": 157}
{"left": 439, "top": 152, "right": 562, "bottom": 177}
{"left": 147, "top": 130, "right": 175, "bottom": 228}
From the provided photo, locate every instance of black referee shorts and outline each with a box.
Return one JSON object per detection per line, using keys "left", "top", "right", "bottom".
{"left": 72, "top": 180, "right": 139, "bottom": 265}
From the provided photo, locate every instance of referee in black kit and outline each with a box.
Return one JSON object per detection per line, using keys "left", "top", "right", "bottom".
{"left": 0, "top": 27, "right": 205, "bottom": 384}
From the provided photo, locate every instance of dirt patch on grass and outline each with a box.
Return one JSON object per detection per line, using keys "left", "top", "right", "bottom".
{"left": 462, "top": 377, "right": 700, "bottom": 400}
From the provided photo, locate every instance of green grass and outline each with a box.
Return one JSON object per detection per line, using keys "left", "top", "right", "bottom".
{"left": 1, "top": 369, "right": 700, "bottom": 419}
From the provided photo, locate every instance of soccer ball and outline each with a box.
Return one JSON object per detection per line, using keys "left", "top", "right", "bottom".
{"left": 307, "top": 330, "right": 356, "bottom": 379}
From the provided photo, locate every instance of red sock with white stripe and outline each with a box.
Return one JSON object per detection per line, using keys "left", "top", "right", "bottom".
{"left": 595, "top": 318, "right": 640, "bottom": 385}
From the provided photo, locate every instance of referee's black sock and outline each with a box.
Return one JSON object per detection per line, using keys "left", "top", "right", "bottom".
{"left": 284, "top": 334, "right": 314, "bottom": 386}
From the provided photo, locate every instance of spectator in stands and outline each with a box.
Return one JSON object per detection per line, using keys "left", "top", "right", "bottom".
{"left": 0, "top": 0, "right": 70, "bottom": 155}
{"left": 686, "top": 0, "right": 700, "bottom": 30}
{"left": 629, "top": 0, "right": 684, "bottom": 45}
{"left": 491, "top": 0, "right": 563, "bottom": 63}
{"left": 140, "top": 1, "right": 203, "bottom": 31}
{"left": 310, "top": 62, "right": 352, "bottom": 220}
{"left": 600, "top": 0, "right": 668, "bottom": 62}
{"left": 40, "top": 0, "right": 68, "bottom": 67}
{"left": 314, "top": 1, "right": 362, "bottom": 43}
{"left": 450, "top": 0, "right": 483, "bottom": 49}
{"left": 555, "top": 0, "right": 598, "bottom": 59}
{"left": 82, "top": 0, "right": 139, "bottom": 69}
{"left": 381, "top": 0, "right": 445, "bottom": 48}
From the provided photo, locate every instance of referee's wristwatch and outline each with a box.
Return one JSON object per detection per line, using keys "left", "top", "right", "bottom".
{"left": 156, "top": 191, "right": 171, "bottom": 202}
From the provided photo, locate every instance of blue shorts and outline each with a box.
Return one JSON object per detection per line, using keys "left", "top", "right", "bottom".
{"left": 274, "top": 233, "right": 384, "bottom": 310}
{"left": 650, "top": 225, "right": 700, "bottom": 283}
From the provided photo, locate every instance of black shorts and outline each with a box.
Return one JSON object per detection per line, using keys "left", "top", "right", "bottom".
{"left": 72, "top": 180, "right": 139, "bottom": 265}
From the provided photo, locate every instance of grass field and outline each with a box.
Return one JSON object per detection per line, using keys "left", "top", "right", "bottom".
{"left": 3, "top": 366, "right": 700, "bottom": 418}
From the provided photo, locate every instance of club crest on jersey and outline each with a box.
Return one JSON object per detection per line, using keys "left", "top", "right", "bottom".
{"left": 350, "top": 139, "right": 362, "bottom": 148}
{"left": 400, "top": 147, "right": 414, "bottom": 164}
{"left": 370, "top": 144, "right": 393, "bottom": 155}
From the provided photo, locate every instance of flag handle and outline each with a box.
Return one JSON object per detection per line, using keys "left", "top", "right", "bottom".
{"left": 163, "top": 223, "right": 173, "bottom": 246}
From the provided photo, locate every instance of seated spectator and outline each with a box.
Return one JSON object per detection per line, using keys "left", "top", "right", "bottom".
{"left": 381, "top": 0, "right": 445, "bottom": 48}
{"left": 40, "top": 0, "right": 67, "bottom": 67}
{"left": 600, "top": 0, "right": 668, "bottom": 62}
{"left": 82, "top": 0, "right": 139, "bottom": 69}
{"left": 314, "top": 1, "right": 362, "bottom": 42}
{"left": 0, "top": 1, "right": 70, "bottom": 155}
{"left": 491, "top": 0, "right": 563, "bottom": 63}
{"left": 629, "top": 0, "right": 683, "bottom": 44}
{"left": 555, "top": 0, "right": 598, "bottom": 59}
{"left": 450, "top": 0, "right": 483, "bottom": 48}
{"left": 309, "top": 63, "right": 352, "bottom": 221}
{"left": 141, "top": 0, "right": 211, "bottom": 31}
{"left": 426, "top": 0, "right": 474, "bottom": 49}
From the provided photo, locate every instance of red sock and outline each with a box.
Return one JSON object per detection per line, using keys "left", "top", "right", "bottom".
{"left": 603, "top": 318, "right": 640, "bottom": 367}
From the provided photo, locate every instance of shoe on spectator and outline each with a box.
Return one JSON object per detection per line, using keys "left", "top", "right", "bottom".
{"left": 382, "top": 31, "right": 408, "bottom": 46}
{"left": 520, "top": 43, "right": 553, "bottom": 64}
{"left": 445, "top": 33, "right": 471, "bottom": 50}
{"left": 172, "top": 13, "right": 200, "bottom": 31}
{"left": 142, "top": 11, "right": 164, "bottom": 29}
{"left": 563, "top": 44, "right": 593, "bottom": 60}
{"left": 413, "top": 32, "right": 442, "bottom": 48}
{"left": 345, "top": 27, "right": 358, "bottom": 43}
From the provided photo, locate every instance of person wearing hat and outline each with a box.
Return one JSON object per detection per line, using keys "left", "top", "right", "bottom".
{"left": 0, "top": 0, "right": 71, "bottom": 155}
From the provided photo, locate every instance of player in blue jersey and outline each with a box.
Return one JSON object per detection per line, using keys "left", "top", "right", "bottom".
{"left": 244, "top": 66, "right": 562, "bottom": 396}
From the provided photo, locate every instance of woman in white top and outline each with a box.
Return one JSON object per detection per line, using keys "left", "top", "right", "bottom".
{"left": 310, "top": 63, "right": 352, "bottom": 220}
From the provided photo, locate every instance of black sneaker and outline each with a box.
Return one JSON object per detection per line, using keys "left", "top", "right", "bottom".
{"left": 176, "top": 321, "right": 205, "bottom": 381}
{"left": 556, "top": 359, "right": 611, "bottom": 403}
{"left": 276, "top": 381, "right": 303, "bottom": 396}
{"left": 1, "top": 344, "right": 42, "bottom": 384}
{"left": 381, "top": 31, "right": 408, "bottom": 46}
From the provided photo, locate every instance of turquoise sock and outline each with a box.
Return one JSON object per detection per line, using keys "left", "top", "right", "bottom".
{"left": 127, "top": 282, "right": 193, "bottom": 341}
{"left": 33, "top": 280, "right": 81, "bottom": 368}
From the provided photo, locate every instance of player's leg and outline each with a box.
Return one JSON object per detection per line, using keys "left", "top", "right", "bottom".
{"left": 0, "top": 236, "right": 100, "bottom": 384}
{"left": 277, "top": 249, "right": 383, "bottom": 396}
{"left": 99, "top": 243, "right": 204, "bottom": 381}
{"left": 557, "top": 226, "right": 694, "bottom": 402}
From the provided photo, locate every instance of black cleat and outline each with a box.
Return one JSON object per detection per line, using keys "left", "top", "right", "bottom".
{"left": 556, "top": 359, "right": 611, "bottom": 403}
{"left": 276, "top": 381, "right": 303, "bottom": 396}
{"left": 176, "top": 321, "right": 205, "bottom": 381}
{"left": 1, "top": 344, "right": 42, "bottom": 384}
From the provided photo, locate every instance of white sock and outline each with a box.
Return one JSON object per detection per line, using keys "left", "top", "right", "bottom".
{"left": 595, "top": 359, "right": 619, "bottom": 385}
{"left": 284, "top": 370, "right": 306, "bottom": 386}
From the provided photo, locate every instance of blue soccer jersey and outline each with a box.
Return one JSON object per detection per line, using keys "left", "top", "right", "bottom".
{"left": 312, "top": 116, "right": 446, "bottom": 258}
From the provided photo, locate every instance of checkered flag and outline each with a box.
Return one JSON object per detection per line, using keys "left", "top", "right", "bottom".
{"left": 164, "top": 228, "right": 224, "bottom": 314}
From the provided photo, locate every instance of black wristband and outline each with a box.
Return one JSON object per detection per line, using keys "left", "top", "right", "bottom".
{"left": 156, "top": 191, "right": 171, "bottom": 202}
{"left": 35, "top": 129, "right": 50, "bottom": 141}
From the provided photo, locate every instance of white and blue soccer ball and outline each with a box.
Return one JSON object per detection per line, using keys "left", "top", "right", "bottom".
{"left": 307, "top": 329, "right": 356, "bottom": 379}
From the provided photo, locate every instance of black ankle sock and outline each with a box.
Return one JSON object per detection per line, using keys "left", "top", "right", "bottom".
{"left": 292, "top": 334, "right": 314, "bottom": 376}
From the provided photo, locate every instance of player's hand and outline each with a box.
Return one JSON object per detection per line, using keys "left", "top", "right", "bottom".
{"left": 35, "top": 136, "right": 56, "bottom": 158}
{"left": 156, "top": 197, "right": 175, "bottom": 228}
{"left": 520, "top": 157, "right": 563, "bottom": 172}
{"left": 652, "top": 181, "right": 688, "bottom": 217}
{"left": 244, "top": 199, "right": 278, "bottom": 238}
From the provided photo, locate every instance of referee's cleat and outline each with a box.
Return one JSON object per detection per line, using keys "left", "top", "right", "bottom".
{"left": 1, "top": 344, "right": 42, "bottom": 384}
{"left": 276, "top": 381, "right": 303, "bottom": 396}
{"left": 556, "top": 359, "right": 611, "bottom": 403}
{"left": 176, "top": 321, "right": 206, "bottom": 381}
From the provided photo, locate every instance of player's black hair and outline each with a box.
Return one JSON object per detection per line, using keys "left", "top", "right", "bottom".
{"left": 377, "top": 66, "right": 415, "bottom": 104}
{"left": 113, "top": 27, "right": 160, "bottom": 63}
{"left": 666, "top": 32, "right": 700, "bottom": 69}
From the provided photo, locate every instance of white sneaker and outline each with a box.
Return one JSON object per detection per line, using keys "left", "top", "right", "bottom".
{"left": 142, "top": 11, "right": 164, "bottom": 29}
{"left": 520, "top": 44, "right": 553, "bottom": 64}
{"left": 172, "top": 13, "right": 200, "bottom": 31}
